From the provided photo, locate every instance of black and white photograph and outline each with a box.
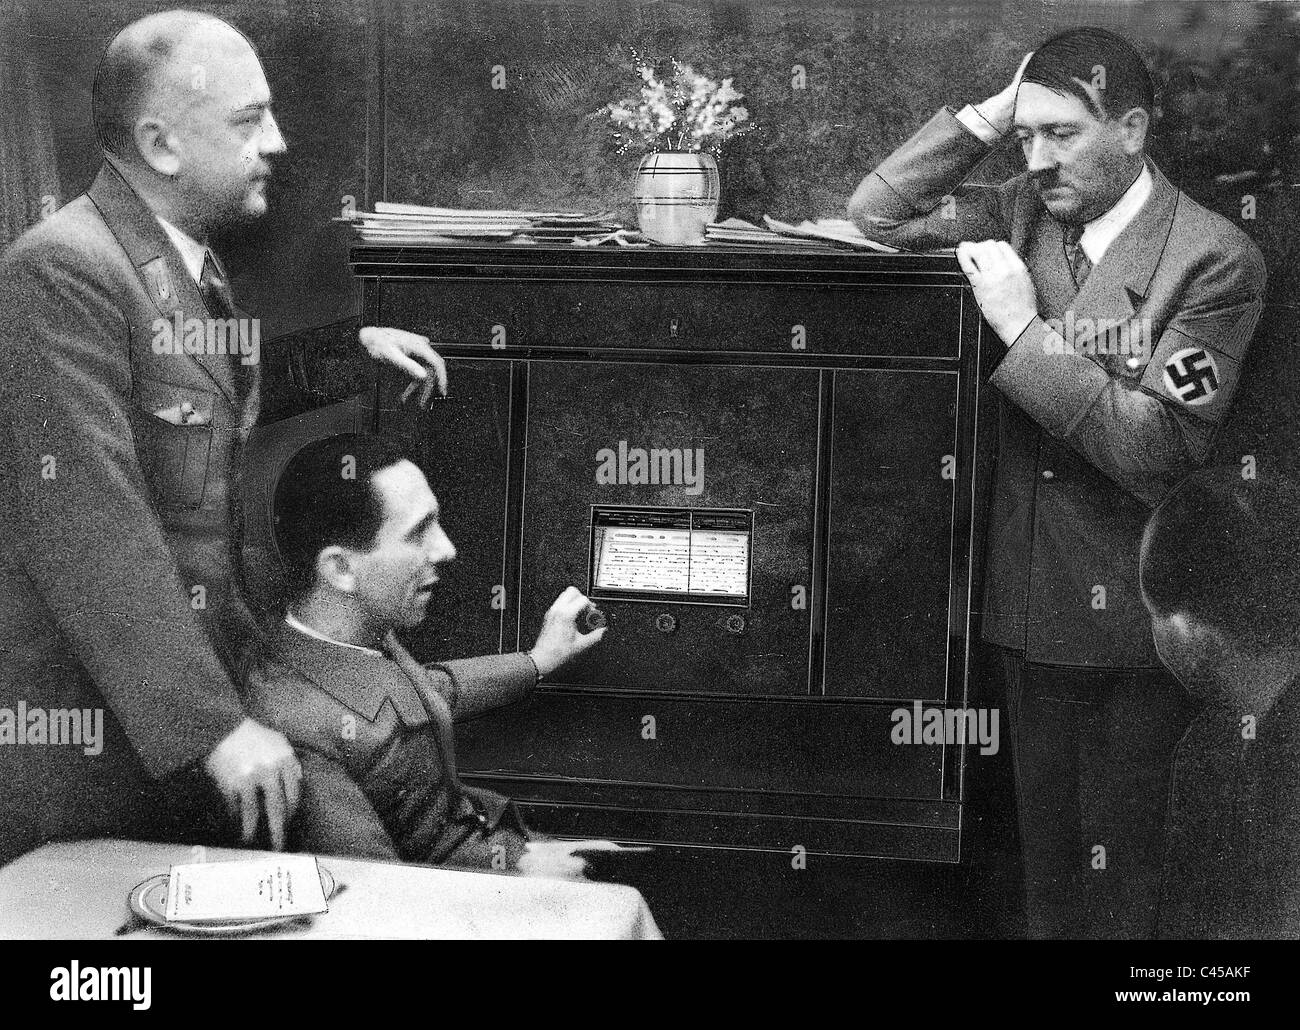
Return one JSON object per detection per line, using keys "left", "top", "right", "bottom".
{"left": 0, "top": 0, "right": 1296, "bottom": 991}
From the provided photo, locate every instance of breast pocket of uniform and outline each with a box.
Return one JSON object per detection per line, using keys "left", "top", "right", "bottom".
{"left": 130, "top": 377, "right": 215, "bottom": 510}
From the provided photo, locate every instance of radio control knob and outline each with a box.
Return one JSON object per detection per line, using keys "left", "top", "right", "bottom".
{"left": 580, "top": 605, "right": 607, "bottom": 632}
{"left": 723, "top": 613, "right": 746, "bottom": 635}
{"left": 655, "top": 613, "right": 677, "bottom": 634}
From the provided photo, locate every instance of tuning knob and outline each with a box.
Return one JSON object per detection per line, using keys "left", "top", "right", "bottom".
{"left": 655, "top": 613, "right": 678, "bottom": 634}
{"left": 722, "top": 613, "right": 746, "bottom": 635}
{"left": 580, "top": 605, "right": 607, "bottom": 632}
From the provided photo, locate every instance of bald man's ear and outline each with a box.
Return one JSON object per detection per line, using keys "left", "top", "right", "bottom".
{"left": 133, "top": 117, "right": 181, "bottom": 177}
{"left": 1117, "top": 106, "right": 1149, "bottom": 155}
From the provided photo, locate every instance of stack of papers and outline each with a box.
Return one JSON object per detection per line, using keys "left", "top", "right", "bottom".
{"left": 341, "top": 202, "right": 623, "bottom": 244}
{"left": 703, "top": 217, "right": 898, "bottom": 252}
{"left": 762, "top": 216, "right": 900, "bottom": 253}
{"left": 704, "top": 217, "right": 822, "bottom": 247}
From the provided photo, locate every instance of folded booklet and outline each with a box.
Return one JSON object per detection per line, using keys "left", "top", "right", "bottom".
{"left": 165, "top": 855, "right": 328, "bottom": 923}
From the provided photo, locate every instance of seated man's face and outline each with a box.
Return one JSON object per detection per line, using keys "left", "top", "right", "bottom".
{"left": 349, "top": 460, "right": 456, "bottom": 631}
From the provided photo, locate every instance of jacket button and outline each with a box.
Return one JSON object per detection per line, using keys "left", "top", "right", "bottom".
{"left": 1041, "top": 470, "right": 1055, "bottom": 480}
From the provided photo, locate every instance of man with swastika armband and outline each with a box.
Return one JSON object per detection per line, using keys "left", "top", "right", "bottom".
{"left": 849, "top": 28, "right": 1267, "bottom": 938}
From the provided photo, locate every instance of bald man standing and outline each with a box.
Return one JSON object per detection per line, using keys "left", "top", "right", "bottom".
{"left": 0, "top": 10, "right": 442, "bottom": 863}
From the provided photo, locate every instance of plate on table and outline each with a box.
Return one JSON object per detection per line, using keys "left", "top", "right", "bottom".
{"left": 125, "top": 865, "right": 337, "bottom": 937}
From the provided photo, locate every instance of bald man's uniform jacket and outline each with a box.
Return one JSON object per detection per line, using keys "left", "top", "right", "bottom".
{"left": 243, "top": 624, "right": 536, "bottom": 869}
{"left": 0, "top": 160, "right": 259, "bottom": 862}
{"left": 851, "top": 107, "right": 1267, "bottom": 666}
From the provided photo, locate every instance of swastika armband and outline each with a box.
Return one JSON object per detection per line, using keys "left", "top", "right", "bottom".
{"left": 1138, "top": 293, "right": 1263, "bottom": 424}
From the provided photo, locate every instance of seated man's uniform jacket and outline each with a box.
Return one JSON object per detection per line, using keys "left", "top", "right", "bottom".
{"left": 0, "top": 159, "right": 259, "bottom": 862}
{"left": 244, "top": 622, "right": 536, "bottom": 870}
{"left": 1159, "top": 677, "right": 1300, "bottom": 938}
{"left": 851, "top": 109, "right": 1267, "bottom": 666}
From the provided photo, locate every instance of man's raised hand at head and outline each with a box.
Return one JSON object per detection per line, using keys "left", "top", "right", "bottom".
{"left": 972, "top": 51, "right": 1034, "bottom": 137}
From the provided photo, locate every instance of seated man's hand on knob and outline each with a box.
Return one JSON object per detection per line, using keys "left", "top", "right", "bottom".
{"left": 528, "top": 586, "right": 606, "bottom": 678}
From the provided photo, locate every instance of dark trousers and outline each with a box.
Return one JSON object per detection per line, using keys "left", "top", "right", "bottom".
{"left": 990, "top": 645, "right": 1193, "bottom": 939}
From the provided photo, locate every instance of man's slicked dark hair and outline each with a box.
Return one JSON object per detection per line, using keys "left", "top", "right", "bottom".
{"left": 273, "top": 433, "right": 416, "bottom": 600}
{"left": 1141, "top": 468, "right": 1300, "bottom": 653}
{"left": 1022, "top": 27, "right": 1155, "bottom": 121}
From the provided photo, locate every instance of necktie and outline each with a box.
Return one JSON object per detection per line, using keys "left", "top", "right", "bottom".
{"left": 200, "top": 249, "right": 257, "bottom": 592}
{"left": 199, "top": 249, "right": 258, "bottom": 399}
{"left": 1063, "top": 224, "right": 1093, "bottom": 290}
{"left": 199, "top": 250, "right": 238, "bottom": 321}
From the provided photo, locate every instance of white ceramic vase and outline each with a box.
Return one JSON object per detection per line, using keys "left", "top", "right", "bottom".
{"left": 633, "top": 151, "right": 720, "bottom": 246}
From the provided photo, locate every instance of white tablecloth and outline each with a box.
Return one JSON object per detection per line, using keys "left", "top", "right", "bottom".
{"left": 0, "top": 839, "right": 662, "bottom": 940}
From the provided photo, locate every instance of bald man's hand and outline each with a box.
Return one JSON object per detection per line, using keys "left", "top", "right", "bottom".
{"left": 203, "top": 718, "right": 302, "bottom": 851}
{"left": 358, "top": 327, "right": 448, "bottom": 408}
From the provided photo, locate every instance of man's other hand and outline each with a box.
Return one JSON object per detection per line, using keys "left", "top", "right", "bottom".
{"left": 358, "top": 326, "right": 449, "bottom": 407}
{"left": 972, "top": 51, "right": 1034, "bottom": 136}
{"left": 957, "top": 240, "right": 1040, "bottom": 344}
{"left": 516, "top": 839, "right": 625, "bottom": 880}
{"left": 203, "top": 718, "right": 302, "bottom": 851}
{"left": 528, "top": 585, "right": 606, "bottom": 678}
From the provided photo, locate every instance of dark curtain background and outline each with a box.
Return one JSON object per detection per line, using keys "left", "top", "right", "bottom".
{"left": 0, "top": 4, "right": 62, "bottom": 246}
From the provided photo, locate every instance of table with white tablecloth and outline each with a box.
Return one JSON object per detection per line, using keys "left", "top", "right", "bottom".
{"left": 0, "top": 839, "right": 662, "bottom": 939}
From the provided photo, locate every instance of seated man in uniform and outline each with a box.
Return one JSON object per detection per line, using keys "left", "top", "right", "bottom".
{"left": 1140, "top": 467, "right": 1300, "bottom": 938}
{"left": 244, "top": 432, "right": 618, "bottom": 878}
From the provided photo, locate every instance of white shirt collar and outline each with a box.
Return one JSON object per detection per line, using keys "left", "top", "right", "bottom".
{"left": 156, "top": 216, "right": 209, "bottom": 284}
{"left": 284, "top": 612, "right": 384, "bottom": 657}
{"left": 1078, "top": 164, "right": 1152, "bottom": 264}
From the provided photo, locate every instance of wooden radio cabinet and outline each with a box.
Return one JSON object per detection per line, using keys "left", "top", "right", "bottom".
{"left": 344, "top": 243, "right": 988, "bottom": 860}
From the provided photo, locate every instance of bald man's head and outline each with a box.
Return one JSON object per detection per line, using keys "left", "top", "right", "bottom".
{"left": 94, "top": 10, "right": 232, "bottom": 158}
{"left": 92, "top": 10, "right": 286, "bottom": 232}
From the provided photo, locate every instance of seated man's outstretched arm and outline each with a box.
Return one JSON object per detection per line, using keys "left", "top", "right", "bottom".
{"left": 410, "top": 586, "right": 607, "bottom": 722}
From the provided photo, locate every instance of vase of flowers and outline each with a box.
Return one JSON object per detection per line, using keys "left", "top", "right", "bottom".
{"left": 601, "top": 61, "right": 752, "bottom": 245}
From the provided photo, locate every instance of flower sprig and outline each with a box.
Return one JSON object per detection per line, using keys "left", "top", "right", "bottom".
{"left": 600, "top": 60, "right": 753, "bottom": 155}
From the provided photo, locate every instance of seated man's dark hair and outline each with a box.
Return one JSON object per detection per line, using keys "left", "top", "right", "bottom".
{"left": 1022, "top": 27, "right": 1155, "bottom": 121}
{"left": 273, "top": 432, "right": 416, "bottom": 600}
{"left": 1141, "top": 467, "right": 1300, "bottom": 654}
